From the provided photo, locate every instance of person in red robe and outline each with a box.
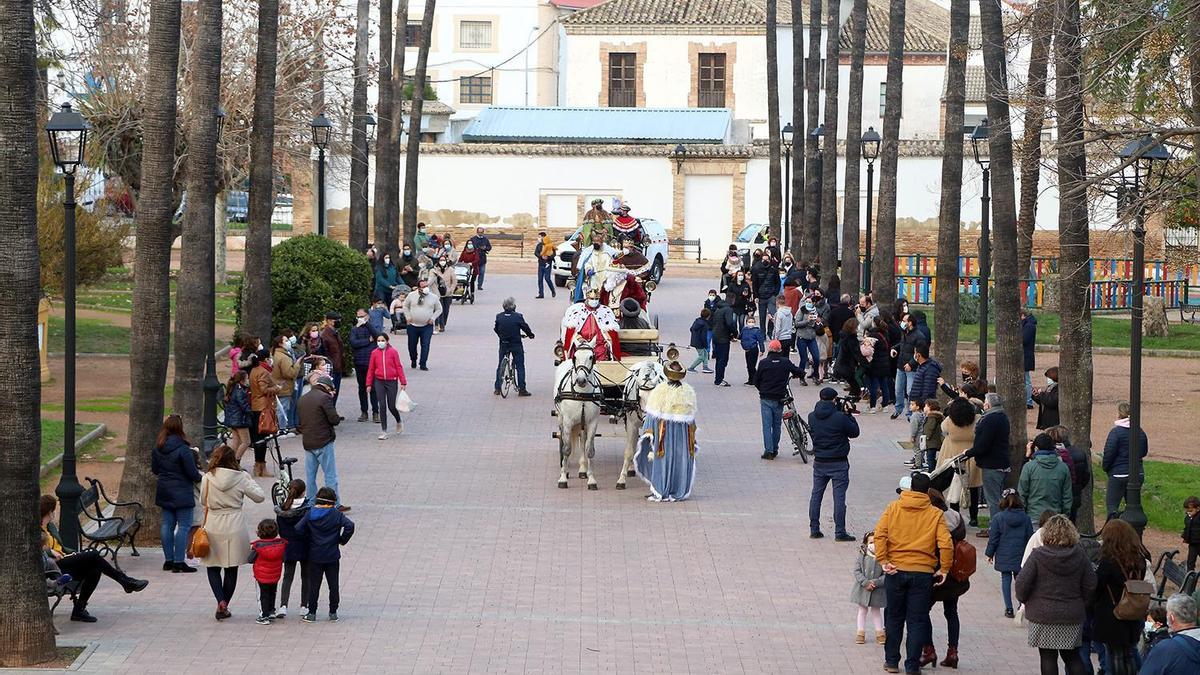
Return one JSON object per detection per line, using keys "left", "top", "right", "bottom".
{"left": 561, "top": 290, "right": 622, "bottom": 361}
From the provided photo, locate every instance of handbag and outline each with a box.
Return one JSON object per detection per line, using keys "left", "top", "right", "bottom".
{"left": 258, "top": 402, "right": 279, "bottom": 435}
{"left": 187, "top": 482, "right": 211, "bottom": 559}
{"left": 1108, "top": 568, "right": 1153, "bottom": 621}
{"left": 397, "top": 389, "right": 416, "bottom": 413}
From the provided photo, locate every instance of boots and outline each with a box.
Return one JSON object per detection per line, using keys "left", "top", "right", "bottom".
{"left": 939, "top": 647, "right": 958, "bottom": 669}
{"left": 119, "top": 575, "right": 149, "bottom": 594}
{"left": 254, "top": 462, "right": 267, "bottom": 477}
{"left": 919, "top": 644, "right": 938, "bottom": 668}
{"left": 70, "top": 604, "right": 97, "bottom": 623}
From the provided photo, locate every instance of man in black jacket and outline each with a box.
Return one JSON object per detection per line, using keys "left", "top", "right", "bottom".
{"left": 964, "top": 393, "right": 1010, "bottom": 536}
{"left": 494, "top": 297, "right": 534, "bottom": 396}
{"left": 752, "top": 257, "right": 781, "bottom": 327}
{"left": 468, "top": 227, "right": 493, "bottom": 290}
{"left": 754, "top": 340, "right": 807, "bottom": 459}
{"left": 827, "top": 295, "right": 855, "bottom": 369}
{"left": 710, "top": 298, "right": 738, "bottom": 387}
{"left": 808, "top": 387, "right": 861, "bottom": 541}
{"left": 348, "top": 308, "right": 380, "bottom": 423}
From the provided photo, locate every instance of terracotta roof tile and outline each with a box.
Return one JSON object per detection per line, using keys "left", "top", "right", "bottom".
{"left": 837, "top": 0, "right": 950, "bottom": 54}
{"left": 562, "top": 0, "right": 805, "bottom": 27}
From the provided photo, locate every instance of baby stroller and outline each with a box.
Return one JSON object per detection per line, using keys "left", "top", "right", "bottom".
{"left": 452, "top": 263, "right": 476, "bottom": 304}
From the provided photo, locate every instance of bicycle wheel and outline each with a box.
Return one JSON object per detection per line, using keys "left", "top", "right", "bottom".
{"left": 271, "top": 481, "right": 287, "bottom": 507}
{"left": 786, "top": 416, "right": 811, "bottom": 463}
{"left": 500, "top": 356, "right": 513, "bottom": 398}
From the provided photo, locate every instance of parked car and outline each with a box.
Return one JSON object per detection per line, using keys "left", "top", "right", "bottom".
{"left": 226, "top": 191, "right": 249, "bottom": 222}
{"left": 729, "top": 223, "right": 770, "bottom": 265}
{"left": 552, "top": 217, "right": 670, "bottom": 288}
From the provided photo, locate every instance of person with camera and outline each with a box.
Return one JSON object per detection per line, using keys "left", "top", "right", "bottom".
{"left": 754, "top": 339, "right": 807, "bottom": 459}
{"left": 808, "top": 387, "right": 861, "bottom": 541}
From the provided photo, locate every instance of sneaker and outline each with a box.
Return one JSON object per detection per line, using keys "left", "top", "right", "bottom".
{"left": 687, "top": 367, "right": 697, "bottom": 373}
{"left": 867, "top": 406, "right": 878, "bottom": 414}
{"left": 1004, "top": 608, "right": 1015, "bottom": 618}
{"left": 301, "top": 613, "right": 317, "bottom": 623}
{"left": 299, "top": 606, "right": 308, "bottom": 615}
{"left": 275, "top": 606, "right": 288, "bottom": 618}
{"left": 357, "top": 413, "right": 368, "bottom": 422}
{"left": 494, "top": 389, "right": 501, "bottom": 396}
{"left": 761, "top": 452, "right": 777, "bottom": 460}
{"left": 378, "top": 432, "right": 388, "bottom": 440}
{"left": 835, "top": 533, "right": 857, "bottom": 543}
{"left": 810, "top": 532, "right": 825, "bottom": 539}
{"left": 329, "top": 613, "right": 339, "bottom": 622}
{"left": 371, "top": 412, "right": 380, "bottom": 423}
{"left": 256, "top": 615, "right": 272, "bottom": 625}
{"left": 889, "top": 411, "right": 900, "bottom": 420}
{"left": 701, "top": 367, "right": 714, "bottom": 373}
{"left": 419, "top": 366, "right": 429, "bottom": 371}
{"left": 717, "top": 381, "right": 731, "bottom": 387}
{"left": 216, "top": 601, "right": 231, "bottom": 621}
{"left": 518, "top": 390, "right": 532, "bottom": 397}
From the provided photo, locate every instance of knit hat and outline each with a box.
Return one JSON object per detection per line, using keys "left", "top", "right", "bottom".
{"left": 767, "top": 339, "right": 782, "bottom": 352}
{"left": 819, "top": 387, "right": 838, "bottom": 401}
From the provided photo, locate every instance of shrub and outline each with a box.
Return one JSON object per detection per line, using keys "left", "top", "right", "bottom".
{"left": 255, "top": 235, "right": 372, "bottom": 371}
{"left": 38, "top": 168, "right": 129, "bottom": 293}
{"left": 957, "top": 291, "right": 996, "bottom": 325}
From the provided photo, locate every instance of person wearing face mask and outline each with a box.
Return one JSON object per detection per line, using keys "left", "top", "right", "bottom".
{"left": 348, "top": 308, "right": 380, "bottom": 424}
{"left": 723, "top": 270, "right": 752, "bottom": 331}
{"left": 765, "top": 237, "right": 781, "bottom": 264}
{"left": 317, "top": 313, "right": 345, "bottom": 402}
{"left": 397, "top": 246, "right": 419, "bottom": 287}
{"left": 1032, "top": 367, "right": 1060, "bottom": 430}
{"left": 367, "top": 297, "right": 389, "bottom": 335}
{"left": 440, "top": 234, "right": 456, "bottom": 261}
{"left": 365, "top": 333, "right": 407, "bottom": 440}
{"left": 427, "top": 257, "right": 458, "bottom": 333}
{"left": 413, "top": 222, "right": 431, "bottom": 253}
{"left": 374, "top": 254, "right": 399, "bottom": 302}
{"left": 270, "top": 334, "right": 301, "bottom": 431}
{"left": 534, "top": 230, "right": 557, "bottom": 299}
{"left": 457, "top": 241, "right": 482, "bottom": 295}
{"left": 560, "top": 289, "right": 622, "bottom": 362}
{"left": 402, "top": 278, "right": 442, "bottom": 371}
{"left": 248, "top": 348, "right": 282, "bottom": 477}
{"left": 891, "top": 313, "right": 926, "bottom": 420}
{"left": 467, "top": 227, "right": 493, "bottom": 290}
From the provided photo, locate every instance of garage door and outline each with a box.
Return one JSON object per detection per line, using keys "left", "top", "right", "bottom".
{"left": 545, "top": 194, "right": 579, "bottom": 231}
{"left": 683, "top": 175, "right": 733, "bottom": 261}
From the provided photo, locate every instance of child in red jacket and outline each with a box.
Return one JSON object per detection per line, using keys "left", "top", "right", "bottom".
{"left": 249, "top": 519, "right": 286, "bottom": 625}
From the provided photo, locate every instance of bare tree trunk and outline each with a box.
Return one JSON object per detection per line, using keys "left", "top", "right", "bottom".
{"left": 401, "top": 0, "right": 436, "bottom": 247}
{"left": 789, "top": 0, "right": 806, "bottom": 258}
{"left": 1191, "top": 1, "right": 1200, "bottom": 216}
{"left": 767, "top": 0, "right": 782, "bottom": 238}
{"left": 1055, "top": 0, "right": 1093, "bottom": 534}
{"left": 173, "top": 0, "right": 222, "bottom": 444}
{"left": 0, "top": 0, "right": 57, "bottom": 662}
{"left": 387, "top": 2, "right": 409, "bottom": 255}
{"left": 841, "top": 0, "right": 867, "bottom": 298}
{"left": 873, "top": 0, "right": 905, "bottom": 304}
{"left": 214, "top": 191, "right": 227, "bottom": 283}
{"left": 1017, "top": 0, "right": 1055, "bottom": 278}
{"left": 348, "top": 0, "right": 370, "bottom": 252}
{"left": 802, "top": 0, "right": 823, "bottom": 262}
{"left": 934, "top": 0, "right": 969, "bottom": 372}
{"left": 240, "top": 0, "right": 278, "bottom": 340}
{"left": 979, "top": 0, "right": 1027, "bottom": 471}
{"left": 819, "top": 0, "right": 840, "bottom": 284}
{"left": 120, "top": 0, "right": 182, "bottom": 541}
{"left": 373, "top": 0, "right": 395, "bottom": 255}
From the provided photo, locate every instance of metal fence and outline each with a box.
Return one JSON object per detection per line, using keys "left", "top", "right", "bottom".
{"left": 893, "top": 274, "right": 1189, "bottom": 311}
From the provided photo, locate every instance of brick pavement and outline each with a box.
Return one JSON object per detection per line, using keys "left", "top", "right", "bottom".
{"left": 56, "top": 271, "right": 1038, "bottom": 674}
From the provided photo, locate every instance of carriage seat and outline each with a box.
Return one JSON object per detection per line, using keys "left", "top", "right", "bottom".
{"left": 618, "top": 328, "right": 659, "bottom": 342}
{"left": 594, "top": 356, "right": 658, "bottom": 387}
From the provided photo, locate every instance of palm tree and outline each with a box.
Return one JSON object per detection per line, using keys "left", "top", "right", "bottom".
{"left": 840, "top": 0, "right": 867, "bottom": 298}
{"left": 348, "top": 0, "right": 371, "bottom": 252}
{"left": 401, "top": 0, "right": 437, "bottom": 247}
{"left": 240, "top": 0, "right": 279, "bottom": 342}
{"left": 173, "top": 0, "right": 223, "bottom": 443}
{"left": 873, "top": 0, "right": 905, "bottom": 304}
{"left": 385, "top": 1, "right": 409, "bottom": 255}
{"left": 766, "top": 0, "right": 783, "bottom": 238}
{"left": 0, "top": 0, "right": 57, "bottom": 663}
{"left": 802, "top": 0, "right": 822, "bottom": 260}
{"left": 120, "top": 0, "right": 183, "bottom": 549}
{"left": 789, "top": 0, "right": 806, "bottom": 257}
{"left": 1017, "top": 0, "right": 1055, "bottom": 277}
{"left": 373, "top": 0, "right": 395, "bottom": 256}
{"left": 818, "top": 0, "right": 840, "bottom": 285}
{"left": 1054, "top": 0, "right": 1093, "bottom": 532}
{"left": 979, "top": 0, "right": 1027, "bottom": 468}
{"left": 934, "top": 0, "right": 969, "bottom": 373}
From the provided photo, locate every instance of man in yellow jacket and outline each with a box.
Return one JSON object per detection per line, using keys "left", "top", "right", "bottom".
{"left": 873, "top": 472, "right": 953, "bottom": 674}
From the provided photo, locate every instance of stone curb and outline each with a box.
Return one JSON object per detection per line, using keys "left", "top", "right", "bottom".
{"left": 40, "top": 423, "right": 107, "bottom": 478}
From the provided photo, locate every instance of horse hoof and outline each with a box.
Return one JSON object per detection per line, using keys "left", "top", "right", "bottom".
{"left": 558, "top": 481, "right": 568, "bottom": 489}
{"left": 578, "top": 472, "right": 587, "bottom": 479}
{"left": 615, "top": 483, "right": 626, "bottom": 490}
{"left": 588, "top": 483, "right": 598, "bottom": 491}
{"left": 627, "top": 469, "right": 636, "bottom": 477}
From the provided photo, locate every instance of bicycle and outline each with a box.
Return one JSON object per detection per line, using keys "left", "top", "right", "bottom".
{"left": 263, "top": 432, "right": 299, "bottom": 506}
{"left": 499, "top": 353, "right": 517, "bottom": 398}
{"left": 781, "top": 383, "right": 812, "bottom": 463}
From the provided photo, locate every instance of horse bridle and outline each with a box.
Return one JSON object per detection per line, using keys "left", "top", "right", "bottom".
{"left": 555, "top": 344, "right": 602, "bottom": 402}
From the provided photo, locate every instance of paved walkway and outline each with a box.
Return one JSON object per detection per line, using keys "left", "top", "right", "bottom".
{"left": 57, "top": 272, "right": 1035, "bottom": 673}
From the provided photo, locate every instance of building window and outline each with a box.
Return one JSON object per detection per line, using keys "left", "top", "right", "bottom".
{"left": 697, "top": 53, "right": 726, "bottom": 108}
{"left": 460, "top": 75, "right": 492, "bottom": 104}
{"left": 608, "top": 53, "right": 636, "bottom": 107}
{"left": 459, "top": 20, "right": 492, "bottom": 49}
{"left": 879, "top": 82, "right": 886, "bottom": 115}
{"left": 405, "top": 22, "right": 422, "bottom": 48}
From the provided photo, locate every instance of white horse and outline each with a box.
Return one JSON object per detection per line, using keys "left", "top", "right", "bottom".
{"left": 617, "top": 359, "right": 665, "bottom": 489}
{"left": 554, "top": 339, "right": 600, "bottom": 490}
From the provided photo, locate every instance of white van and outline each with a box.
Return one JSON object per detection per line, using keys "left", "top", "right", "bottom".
{"left": 552, "top": 218, "right": 670, "bottom": 287}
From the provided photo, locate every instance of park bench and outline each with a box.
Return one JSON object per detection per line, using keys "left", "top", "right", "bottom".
{"left": 42, "top": 523, "right": 82, "bottom": 624}
{"left": 489, "top": 232, "right": 524, "bottom": 256}
{"left": 669, "top": 237, "right": 702, "bottom": 263}
{"left": 1151, "top": 549, "right": 1199, "bottom": 603}
{"left": 79, "top": 477, "right": 143, "bottom": 570}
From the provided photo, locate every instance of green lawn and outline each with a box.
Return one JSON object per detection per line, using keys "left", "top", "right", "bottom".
{"left": 40, "top": 419, "right": 101, "bottom": 463}
{"left": 48, "top": 316, "right": 136, "bottom": 354}
{"left": 922, "top": 309, "right": 1200, "bottom": 351}
{"left": 76, "top": 290, "right": 239, "bottom": 324}
{"left": 1090, "top": 459, "right": 1199, "bottom": 536}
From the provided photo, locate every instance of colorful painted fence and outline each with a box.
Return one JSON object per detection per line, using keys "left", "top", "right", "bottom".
{"left": 894, "top": 275, "right": 1188, "bottom": 310}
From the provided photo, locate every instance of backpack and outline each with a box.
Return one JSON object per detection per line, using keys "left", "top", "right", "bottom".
{"left": 1109, "top": 568, "right": 1153, "bottom": 621}
{"left": 949, "top": 538, "right": 977, "bottom": 582}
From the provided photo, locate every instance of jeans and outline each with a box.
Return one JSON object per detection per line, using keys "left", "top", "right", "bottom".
{"left": 744, "top": 349, "right": 759, "bottom": 382}
{"left": 206, "top": 566, "right": 238, "bottom": 604}
{"left": 713, "top": 341, "right": 731, "bottom": 383}
{"left": 495, "top": 343, "right": 527, "bottom": 390}
{"left": 1001, "top": 569, "right": 1019, "bottom": 611}
{"left": 884, "top": 570, "right": 935, "bottom": 672}
{"left": 160, "top": 507, "right": 194, "bottom": 563}
{"left": 407, "top": 323, "right": 433, "bottom": 368}
{"left": 437, "top": 297, "right": 451, "bottom": 330}
{"left": 307, "top": 560, "right": 341, "bottom": 614}
{"left": 281, "top": 559, "right": 309, "bottom": 609}
{"left": 258, "top": 581, "right": 277, "bottom": 618}
{"left": 1025, "top": 370, "right": 1034, "bottom": 406}
{"left": 279, "top": 395, "right": 297, "bottom": 429}
{"left": 355, "top": 365, "right": 378, "bottom": 416}
{"left": 809, "top": 461, "right": 850, "bottom": 536}
{"left": 537, "top": 261, "right": 555, "bottom": 297}
{"left": 760, "top": 398, "right": 783, "bottom": 455}
{"left": 305, "top": 442, "right": 340, "bottom": 506}
{"left": 1106, "top": 475, "right": 1133, "bottom": 517}
{"left": 476, "top": 262, "right": 487, "bottom": 288}
{"left": 331, "top": 372, "right": 343, "bottom": 403}
{"left": 866, "top": 375, "right": 887, "bottom": 408}
{"left": 374, "top": 380, "right": 402, "bottom": 431}
{"left": 797, "top": 337, "right": 820, "bottom": 378}
{"left": 894, "top": 368, "right": 915, "bottom": 415}
{"left": 291, "top": 385, "right": 302, "bottom": 426}
{"left": 982, "top": 468, "right": 1010, "bottom": 525}
{"left": 757, "top": 298, "right": 776, "bottom": 327}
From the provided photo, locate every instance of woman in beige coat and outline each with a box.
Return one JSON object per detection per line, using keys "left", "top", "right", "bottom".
{"left": 199, "top": 445, "right": 265, "bottom": 620}
{"left": 937, "top": 397, "right": 984, "bottom": 524}
{"left": 425, "top": 257, "right": 459, "bottom": 333}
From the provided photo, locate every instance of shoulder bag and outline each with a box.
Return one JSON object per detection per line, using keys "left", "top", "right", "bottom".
{"left": 258, "top": 402, "right": 279, "bottom": 435}
{"left": 187, "top": 481, "right": 211, "bottom": 559}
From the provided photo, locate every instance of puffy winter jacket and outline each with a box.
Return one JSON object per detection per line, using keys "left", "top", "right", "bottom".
{"left": 1102, "top": 422, "right": 1148, "bottom": 476}
{"left": 909, "top": 358, "right": 943, "bottom": 404}
{"left": 807, "top": 400, "right": 861, "bottom": 463}
{"left": 985, "top": 507, "right": 1034, "bottom": 572}
{"left": 151, "top": 434, "right": 202, "bottom": 510}
{"left": 689, "top": 318, "right": 709, "bottom": 350}
{"left": 223, "top": 383, "right": 252, "bottom": 429}
{"left": 1019, "top": 450, "right": 1073, "bottom": 520}
{"left": 274, "top": 500, "right": 311, "bottom": 562}
{"left": 296, "top": 505, "right": 355, "bottom": 564}
{"left": 250, "top": 537, "right": 286, "bottom": 584}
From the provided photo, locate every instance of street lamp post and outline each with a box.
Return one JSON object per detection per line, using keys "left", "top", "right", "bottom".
{"left": 1117, "top": 135, "right": 1170, "bottom": 537}
{"left": 202, "top": 106, "right": 227, "bottom": 457}
{"left": 311, "top": 113, "right": 333, "bottom": 236}
{"left": 46, "top": 102, "right": 91, "bottom": 550}
{"left": 810, "top": 124, "right": 825, "bottom": 253}
{"left": 970, "top": 119, "right": 992, "bottom": 383}
{"left": 861, "top": 127, "right": 881, "bottom": 292}
{"left": 782, "top": 123, "right": 794, "bottom": 252}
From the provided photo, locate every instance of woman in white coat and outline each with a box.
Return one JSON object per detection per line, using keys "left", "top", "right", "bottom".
{"left": 199, "top": 444, "right": 265, "bottom": 620}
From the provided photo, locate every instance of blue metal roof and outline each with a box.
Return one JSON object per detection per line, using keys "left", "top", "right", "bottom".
{"left": 462, "top": 107, "right": 731, "bottom": 144}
